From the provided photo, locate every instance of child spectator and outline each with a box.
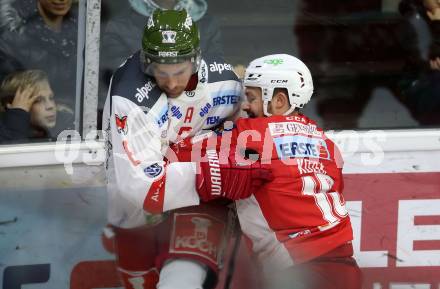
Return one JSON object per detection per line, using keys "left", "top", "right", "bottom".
{"left": 0, "top": 70, "right": 73, "bottom": 143}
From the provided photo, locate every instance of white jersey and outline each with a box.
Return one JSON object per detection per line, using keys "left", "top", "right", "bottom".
{"left": 103, "top": 52, "right": 242, "bottom": 228}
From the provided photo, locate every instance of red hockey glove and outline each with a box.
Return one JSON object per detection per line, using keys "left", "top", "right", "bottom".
{"left": 168, "top": 131, "right": 217, "bottom": 162}
{"left": 196, "top": 149, "right": 273, "bottom": 201}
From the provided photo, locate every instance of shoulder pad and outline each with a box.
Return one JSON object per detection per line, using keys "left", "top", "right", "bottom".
{"left": 110, "top": 51, "right": 162, "bottom": 109}
{"left": 203, "top": 57, "right": 239, "bottom": 83}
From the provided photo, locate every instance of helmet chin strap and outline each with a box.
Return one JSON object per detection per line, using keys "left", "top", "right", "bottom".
{"left": 262, "top": 86, "right": 296, "bottom": 117}
{"left": 283, "top": 105, "right": 296, "bottom": 116}
{"left": 262, "top": 87, "right": 273, "bottom": 117}
{"left": 263, "top": 100, "right": 272, "bottom": 117}
{"left": 263, "top": 101, "right": 296, "bottom": 117}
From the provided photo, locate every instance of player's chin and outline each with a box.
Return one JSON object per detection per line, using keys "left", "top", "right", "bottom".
{"left": 165, "top": 92, "right": 180, "bottom": 98}
{"left": 247, "top": 112, "right": 257, "bottom": 118}
{"left": 164, "top": 88, "right": 184, "bottom": 98}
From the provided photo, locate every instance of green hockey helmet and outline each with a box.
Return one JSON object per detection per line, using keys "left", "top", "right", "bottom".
{"left": 141, "top": 9, "right": 201, "bottom": 75}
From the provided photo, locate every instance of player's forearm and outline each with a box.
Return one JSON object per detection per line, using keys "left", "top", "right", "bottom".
{"left": 143, "top": 162, "right": 201, "bottom": 213}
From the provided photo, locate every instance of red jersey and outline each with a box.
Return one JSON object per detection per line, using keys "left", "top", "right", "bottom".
{"left": 228, "top": 114, "right": 353, "bottom": 274}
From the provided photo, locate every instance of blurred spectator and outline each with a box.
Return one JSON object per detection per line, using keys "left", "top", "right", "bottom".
{"left": 398, "top": 0, "right": 440, "bottom": 125}
{"left": 99, "top": 0, "right": 224, "bottom": 108}
{"left": 294, "top": 0, "right": 440, "bottom": 128}
{"left": 0, "top": 70, "right": 74, "bottom": 144}
{"left": 0, "top": 0, "right": 78, "bottom": 110}
{"left": 294, "top": 0, "right": 407, "bottom": 129}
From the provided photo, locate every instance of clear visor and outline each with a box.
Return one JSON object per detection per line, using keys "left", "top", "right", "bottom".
{"left": 140, "top": 50, "right": 199, "bottom": 76}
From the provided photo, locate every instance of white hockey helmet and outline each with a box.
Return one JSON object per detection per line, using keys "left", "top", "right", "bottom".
{"left": 244, "top": 54, "right": 314, "bottom": 116}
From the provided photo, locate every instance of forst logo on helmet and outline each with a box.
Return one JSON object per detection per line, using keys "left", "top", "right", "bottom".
{"left": 264, "top": 59, "right": 284, "bottom": 66}
{"left": 159, "top": 51, "right": 178, "bottom": 57}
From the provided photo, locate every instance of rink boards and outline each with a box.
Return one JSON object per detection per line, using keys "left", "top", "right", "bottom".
{"left": 1, "top": 130, "right": 440, "bottom": 289}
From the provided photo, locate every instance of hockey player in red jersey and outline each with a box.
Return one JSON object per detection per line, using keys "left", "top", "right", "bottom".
{"left": 172, "top": 54, "right": 363, "bottom": 289}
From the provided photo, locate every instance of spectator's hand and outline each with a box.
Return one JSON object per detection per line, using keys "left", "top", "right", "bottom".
{"left": 430, "top": 57, "right": 440, "bottom": 70}
{"left": 426, "top": 1, "right": 440, "bottom": 20}
{"left": 7, "top": 86, "right": 38, "bottom": 112}
{"left": 427, "top": 8, "right": 440, "bottom": 20}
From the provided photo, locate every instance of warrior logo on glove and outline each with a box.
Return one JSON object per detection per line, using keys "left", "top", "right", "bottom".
{"left": 196, "top": 148, "right": 273, "bottom": 201}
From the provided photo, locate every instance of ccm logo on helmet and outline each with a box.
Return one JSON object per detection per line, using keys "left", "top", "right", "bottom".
{"left": 209, "top": 62, "right": 233, "bottom": 74}
{"left": 206, "top": 150, "right": 221, "bottom": 196}
{"left": 271, "top": 80, "right": 288, "bottom": 84}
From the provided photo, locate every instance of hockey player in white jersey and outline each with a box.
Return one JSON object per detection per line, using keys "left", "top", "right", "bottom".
{"left": 102, "top": 9, "right": 243, "bottom": 289}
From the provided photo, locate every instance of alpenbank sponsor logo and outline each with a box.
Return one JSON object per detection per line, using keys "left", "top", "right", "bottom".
{"left": 274, "top": 135, "right": 330, "bottom": 160}
{"left": 209, "top": 62, "right": 233, "bottom": 74}
{"left": 170, "top": 105, "right": 182, "bottom": 119}
{"left": 199, "top": 103, "right": 212, "bottom": 117}
{"left": 135, "top": 81, "right": 155, "bottom": 103}
{"left": 269, "top": 122, "right": 322, "bottom": 137}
